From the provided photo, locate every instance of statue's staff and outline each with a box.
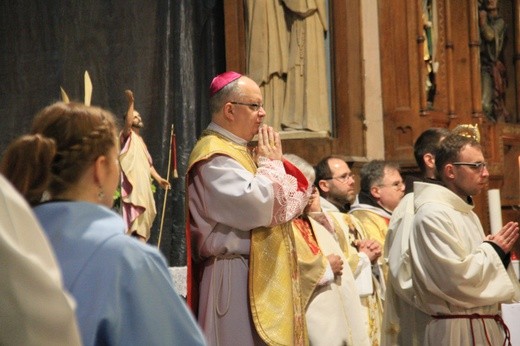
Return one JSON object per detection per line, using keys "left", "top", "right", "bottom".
{"left": 172, "top": 124, "right": 179, "bottom": 179}
{"left": 158, "top": 124, "right": 177, "bottom": 248}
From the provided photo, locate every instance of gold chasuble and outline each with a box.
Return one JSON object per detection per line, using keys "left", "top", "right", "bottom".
{"left": 330, "top": 212, "right": 384, "bottom": 346}
{"left": 350, "top": 210, "right": 390, "bottom": 281}
{"left": 328, "top": 213, "right": 362, "bottom": 275}
{"left": 250, "top": 223, "right": 308, "bottom": 346}
{"left": 186, "top": 130, "right": 307, "bottom": 345}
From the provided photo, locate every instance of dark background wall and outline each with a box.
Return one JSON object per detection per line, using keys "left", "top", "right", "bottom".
{"left": 0, "top": 0, "right": 226, "bottom": 266}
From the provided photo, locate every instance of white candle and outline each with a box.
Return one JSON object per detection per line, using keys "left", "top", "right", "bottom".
{"left": 488, "top": 189, "right": 503, "bottom": 234}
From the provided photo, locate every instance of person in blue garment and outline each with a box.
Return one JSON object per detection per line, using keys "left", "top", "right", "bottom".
{"left": 2, "top": 101, "right": 206, "bottom": 346}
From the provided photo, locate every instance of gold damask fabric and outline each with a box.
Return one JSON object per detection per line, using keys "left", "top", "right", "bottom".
{"left": 291, "top": 218, "right": 327, "bottom": 310}
{"left": 186, "top": 130, "right": 256, "bottom": 174}
{"left": 331, "top": 213, "right": 362, "bottom": 274}
{"left": 349, "top": 209, "right": 390, "bottom": 281}
{"left": 250, "top": 223, "right": 308, "bottom": 346}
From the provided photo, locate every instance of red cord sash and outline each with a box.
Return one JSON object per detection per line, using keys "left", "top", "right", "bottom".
{"left": 433, "top": 313, "right": 511, "bottom": 346}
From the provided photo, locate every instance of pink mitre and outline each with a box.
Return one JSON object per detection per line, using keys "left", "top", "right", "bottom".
{"left": 209, "top": 71, "right": 242, "bottom": 97}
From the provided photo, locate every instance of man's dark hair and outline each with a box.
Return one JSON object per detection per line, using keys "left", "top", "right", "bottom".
{"left": 434, "top": 134, "right": 481, "bottom": 176}
{"left": 314, "top": 155, "right": 348, "bottom": 195}
{"left": 359, "top": 160, "right": 400, "bottom": 193}
{"left": 414, "top": 128, "right": 450, "bottom": 172}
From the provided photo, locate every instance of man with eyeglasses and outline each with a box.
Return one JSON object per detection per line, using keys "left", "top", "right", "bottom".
{"left": 350, "top": 160, "right": 405, "bottom": 257}
{"left": 315, "top": 155, "right": 357, "bottom": 213}
{"left": 186, "top": 71, "right": 311, "bottom": 345}
{"left": 315, "top": 156, "right": 385, "bottom": 345}
{"left": 346, "top": 160, "right": 405, "bottom": 344}
{"left": 382, "top": 127, "right": 449, "bottom": 346}
{"left": 409, "top": 134, "right": 520, "bottom": 345}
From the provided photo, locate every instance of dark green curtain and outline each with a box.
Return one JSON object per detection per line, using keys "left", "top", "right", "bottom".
{"left": 0, "top": 0, "right": 226, "bottom": 265}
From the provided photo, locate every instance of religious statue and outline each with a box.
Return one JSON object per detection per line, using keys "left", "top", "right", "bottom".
{"left": 245, "top": 0, "right": 331, "bottom": 133}
{"left": 479, "top": 0, "right": 508, "bottom": 122}
{"left": 245, "top": 0, "right": 288, "bottom": 131}
{"left": 119, "top": 90, "right": 170, "bottom": 242}
{"left": 423, "top": 0, "right": 437, "bottom": 109}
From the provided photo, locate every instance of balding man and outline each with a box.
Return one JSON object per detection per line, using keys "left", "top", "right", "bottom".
{"left": 186, "top": 71, "right": 310, "bottom": 345}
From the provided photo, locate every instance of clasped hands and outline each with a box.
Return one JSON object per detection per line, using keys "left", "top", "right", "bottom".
{"left": 355, "top": 239, "right": 382, "bottom": 263}
{"left": 254, "top": 124, "right": 283, "bottom": 162}
{"left": 486, "top": 221, "right": 519, "bottom": 253}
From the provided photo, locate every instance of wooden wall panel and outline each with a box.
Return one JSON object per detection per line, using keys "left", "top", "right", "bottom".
{"left": 330, "top": 0, "right": 365, "bottom": 158}
{"left": 379, "top": 0, "right": 421, "bottom": 164}
{"left": 449, "top": 1, "right": 476, "bottom": 120}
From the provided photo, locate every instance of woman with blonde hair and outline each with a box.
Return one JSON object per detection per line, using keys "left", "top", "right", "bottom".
{"left": 1, "top": 102, "right": 205, "bottom": 346}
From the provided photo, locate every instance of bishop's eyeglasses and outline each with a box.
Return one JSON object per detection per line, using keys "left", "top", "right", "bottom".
{"left": 230, "top": 101, "right": 264, "bottom": 112}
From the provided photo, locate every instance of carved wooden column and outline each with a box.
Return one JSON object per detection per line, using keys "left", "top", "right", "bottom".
{"left": 223, "top": 0, "right": 246, "bottom": 73}
{"left": 514, "top": 0, "right": 520, "bottom": 122}
{"left": 468, "top": 0, "right": 484, "bottom": 119}
{"left": 444, "top": 0, "right": 456, "bottom": 118}
{"left": 416, "top": 0, "right": 427, "bottom": 116}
